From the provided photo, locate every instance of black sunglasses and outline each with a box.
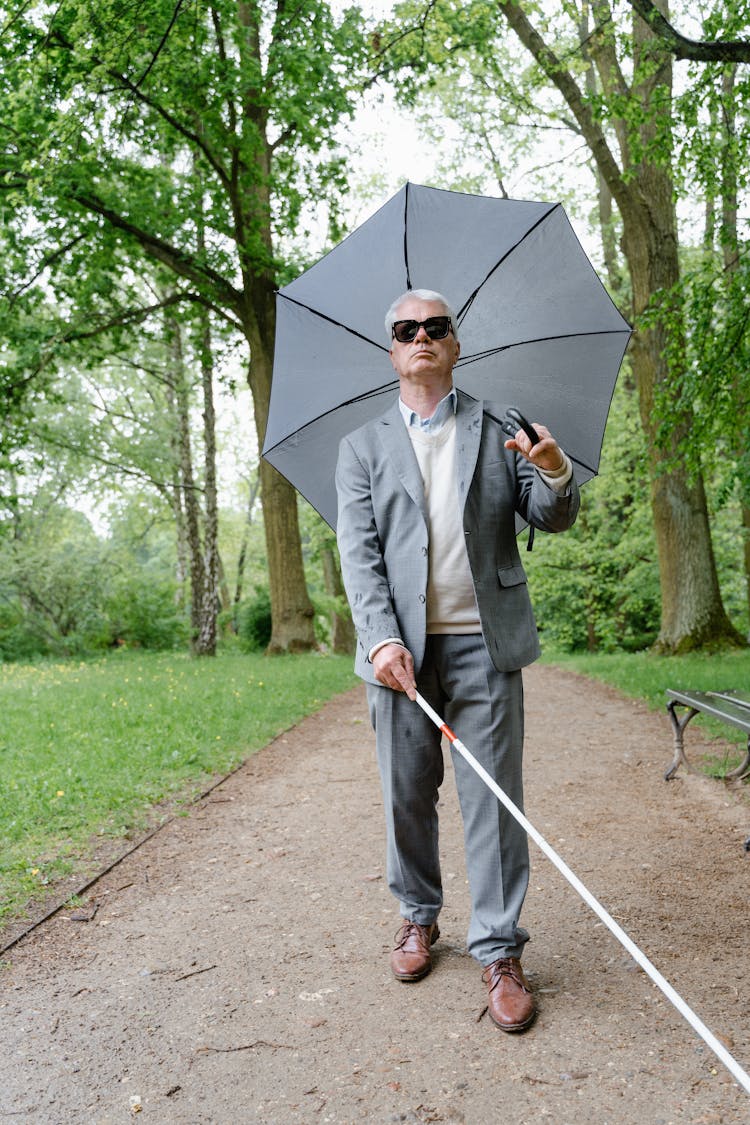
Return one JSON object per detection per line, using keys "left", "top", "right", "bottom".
{"left": 391, "top": 316, "right": 453, "bottom": 343}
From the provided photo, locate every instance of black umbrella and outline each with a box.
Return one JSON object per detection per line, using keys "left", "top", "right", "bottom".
{"left": 262, "top": 182, "right": 631, "bottom": 529}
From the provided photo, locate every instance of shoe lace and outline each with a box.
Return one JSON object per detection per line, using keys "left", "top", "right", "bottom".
{"left": 482, "top": 958, "right": 529, "bottom": 994}
{"left": 394, "top": 921, "right": 428, "bottom": 950}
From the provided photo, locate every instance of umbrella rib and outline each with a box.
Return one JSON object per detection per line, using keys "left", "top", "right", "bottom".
{"left": 404, "top": 182, "right": 413, "bottom": 290}
{"left": 277, "top": 292, "right": 390, "bottom": 353}
{"left": 455, "top": 327, "right": 631, "bottom": 368}
{"left": 456, "top": 202, "right": 560, "bottom": 323}
{"left": 262, "top": 381, "right": 400, "bottom": 456}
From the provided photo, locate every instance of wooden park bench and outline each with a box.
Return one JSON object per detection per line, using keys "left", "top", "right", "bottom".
{"left": 665, "top": 689, "right": 750, "bottom": 782}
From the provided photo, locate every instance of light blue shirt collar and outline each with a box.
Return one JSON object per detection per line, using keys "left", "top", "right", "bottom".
{"left": 399, "top": 387, "right": 457, "bottom": 435}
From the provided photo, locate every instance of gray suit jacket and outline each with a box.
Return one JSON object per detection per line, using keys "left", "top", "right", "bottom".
{"left": 335, "top": 390, "right": 580, "bottom": 683}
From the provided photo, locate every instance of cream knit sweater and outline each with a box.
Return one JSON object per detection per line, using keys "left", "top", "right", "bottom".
{"left": 407, "top": 416, "right": 482, "bottom": 634}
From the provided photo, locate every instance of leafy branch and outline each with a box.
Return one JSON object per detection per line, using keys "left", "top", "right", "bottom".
{"left": 627, "top": 0, "right": 750, "bottom": 63}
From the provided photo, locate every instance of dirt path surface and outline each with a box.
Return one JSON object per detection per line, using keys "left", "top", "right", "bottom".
{"left": 2, "top": 664, "right": 749, "bottom": 1124}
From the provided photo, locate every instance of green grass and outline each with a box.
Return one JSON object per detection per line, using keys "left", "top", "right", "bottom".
{"left": 0, "top": 650, "right": 357, "bottom": 924}
{"left": 544, "top": 649, "right": 750, "bottom": 777}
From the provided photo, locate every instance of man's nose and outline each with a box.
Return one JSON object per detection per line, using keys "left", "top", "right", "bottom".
{"left": 413, "top": 324, "right": 431, "bottom": 342}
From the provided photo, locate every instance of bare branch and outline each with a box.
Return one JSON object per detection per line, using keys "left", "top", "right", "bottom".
{"left": 61, "top": 292, "right": 204, "bottom": 343}
{"left": 46, "top": 26, "right": 233, "bottom": 190}
{"left": 32, "top": 429, "right": 206, "bottom": 492}
{"left": 1, "top": 0, "right": 35, "bottom": 38}
{"left": 627, "top": 0, "right": 750, "bottom": 63}
{"left": 70, "top": 185, "right": 242, "bottom": 311}
{"left": 6, "top": 234, "right": 88, "bottom": 307}
{"left": 496, "top": 1, "right": 635, "bottom": 226}
{"left": 133, "top": 0, "right": 188, "bottom": 89}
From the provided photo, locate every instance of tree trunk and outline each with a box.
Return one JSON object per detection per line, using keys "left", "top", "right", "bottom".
{"left": 234, "top": 1, "right": 316, "bottom": 655}
{"left": 622, "top": 184, "right": 727, "bottom": 652}
{"left": 167, "top": 316, "right": 205, "bottom": 652}
{"left": 244, "top": 306, "right": 315, "bottom": 654}
{"left": 321, "top": 545, "right": 356, "bottom": 654}
{"left": 172, "top": 487, "right": 190, "bottom": 611}
{"left": 195, "top": 307, "right": 219, "bottom": 656}
{"left": 621, "top": 226, "right": 739, "bottom": 650}
{"left": 626, "top": 16, "right": 741, "bottom": 651}
{"left": 580, "top": 7, "right": 622, "bottom": 298}
{"left": 743, "top": 506, "right": 750, "bottom": 636}
{"left": 719, "top": 64, "right": 749, "bottom": 630}
{"left": 258, "top": 456, "right": 316, "bottom": 653}
{"left": 162, "top": 353, "right": 190, "bottom": 610}
{"left": 233, "top": 469, "right": 260, "bottom": 628}
{"left": 216, "top": 552, "right": 232, "bottom": 615}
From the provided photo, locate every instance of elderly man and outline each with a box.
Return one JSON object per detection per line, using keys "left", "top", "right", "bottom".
{"left": 335, "top": 289, "right": 579, "bottom": 1031}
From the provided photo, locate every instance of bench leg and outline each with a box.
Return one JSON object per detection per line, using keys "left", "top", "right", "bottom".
{"left": 725, "top": 734, "right": 750, "bottom": 781}
{"left": 665, "top": 701, "right": 699, "bottom": 780}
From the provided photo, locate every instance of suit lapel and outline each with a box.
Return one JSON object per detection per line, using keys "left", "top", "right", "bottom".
{"left": 376, "top": 401, "right": 427, "bottom": 520}
{"left": 455, "top": 391, "right": 483, "bottom": 515}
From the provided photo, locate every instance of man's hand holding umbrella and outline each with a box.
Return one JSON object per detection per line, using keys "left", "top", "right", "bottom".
{"left": 504, "top": 420, "right": 568, "bottom": 473}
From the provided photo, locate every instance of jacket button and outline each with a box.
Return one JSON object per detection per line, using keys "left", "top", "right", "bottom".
{"left": 422, "top": 546, "right": 428, "bottom": 555}
{"left": 418, "top": 594, "right": 426, "bottom": 603}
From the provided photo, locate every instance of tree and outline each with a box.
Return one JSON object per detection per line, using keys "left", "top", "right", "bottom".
{"left": 525, "top": 375, "right": 661, "bottom": 653}
{"left": 0, "top": 0, "right": 367, "bottom": 653}
{"left": 380, "top": 0, "right": 744, "bottom": 651}
{"left": 497, "top": 0, "right": 744, "bottom": 651}
{"left": 625, "top": 0, "right": 750, "bottom": 63}
{"left": 661, "top": 55, "right": 750, "bottom": 623}
{"left": 18, "top": 283, "right": 229, "bottom": 655}
{"left": 299, "top": 501, "right": 355, "bottom": 654}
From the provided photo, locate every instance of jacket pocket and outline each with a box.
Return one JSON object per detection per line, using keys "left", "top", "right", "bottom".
{"left": 497, "top": 564, "right": 527, "bottom": 588}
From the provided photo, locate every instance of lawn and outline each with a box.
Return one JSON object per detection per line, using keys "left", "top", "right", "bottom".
{"left": 3, "top": 645, "right": 748, "bottom": 929}
{"left": 1, "top": 650, "right": 357, "bottom": 924}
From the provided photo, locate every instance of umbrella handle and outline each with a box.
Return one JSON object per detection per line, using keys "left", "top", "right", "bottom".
{"left": 502, "top": 407, "right": 540, "bottom": 447}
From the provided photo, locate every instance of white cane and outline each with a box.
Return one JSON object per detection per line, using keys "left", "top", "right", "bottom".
{"left": 414, "top": 690, "right": 750, "bottom": 1097}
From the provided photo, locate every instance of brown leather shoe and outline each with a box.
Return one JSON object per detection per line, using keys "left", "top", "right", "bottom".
{"left": 482, "top": 957, "right": 536, "bottom": 1032}
{"left": 390, "top": 920, "right": 440, "bottom": 981}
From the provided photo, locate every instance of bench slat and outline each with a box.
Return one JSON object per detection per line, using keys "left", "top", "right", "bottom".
{"left": 666, "top": 689, "right": 750, "bottom": 734}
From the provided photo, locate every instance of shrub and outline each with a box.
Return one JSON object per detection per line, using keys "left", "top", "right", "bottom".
{"left": 105, "top": 572, "right": 188, "bottom": 650}
{"left": 237, "top": 587, "right": 272, "bottom": 652}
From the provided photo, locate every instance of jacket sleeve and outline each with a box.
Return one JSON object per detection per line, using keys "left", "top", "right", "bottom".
{"left": 335, "top": 434, "right": 402, "bottom": 662}
{"left": 514, "top": 450, "right": 580, "bottom": 533}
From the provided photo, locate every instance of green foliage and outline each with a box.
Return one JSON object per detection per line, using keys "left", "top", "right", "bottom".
{"left": 526, "top": 371, "right": 661, "bottom": 653}
{"left": 375, "top": 0, "right": 591, "bottom": 213}
{"left": 0, "top": 503, "right": 111, "bottom": 658}
{"left": 0, "top": 0, "right": 369, "bottom": 482}
{"left": 236, "top": 587, "right": 273, "bottom": 652}
{"left": 649, "top": 252, "right": 750, "bottom": 500}
{"left": 0, "top": 0, "right": 368, "bottom": 299}
{"left": 0, "top": 650, "right": 358, "bottom": 922}
{"left": 527, "top": 366, "right": 748, "bottom": 653}
{"left": 0, "top": 494, "right": 189, "bottom": 659}
{"left": 104, "top": 572, "right": 188, "bottom": 651}
{"left": 673, "top": 15, "right": 750, "bottom": 199}
{"left": 376, "top": 0, "right": 749, "bottom": 651}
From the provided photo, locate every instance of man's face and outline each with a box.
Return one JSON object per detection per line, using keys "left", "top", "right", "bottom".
{"left": 388, "top": 297, "right": 460, "bottom": 385}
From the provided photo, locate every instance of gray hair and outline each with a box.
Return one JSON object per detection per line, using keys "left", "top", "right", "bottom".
{"left": 385, "top": 289, "right": 459, "bottom": 344}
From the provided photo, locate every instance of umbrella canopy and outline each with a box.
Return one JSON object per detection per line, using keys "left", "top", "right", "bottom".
{"left": 262, "top": 182, "right": 631, "bottom": 530}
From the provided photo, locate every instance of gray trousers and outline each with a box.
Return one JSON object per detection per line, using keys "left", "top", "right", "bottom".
{"left": 366, "top": 633, "right": 529, "bottom": 966}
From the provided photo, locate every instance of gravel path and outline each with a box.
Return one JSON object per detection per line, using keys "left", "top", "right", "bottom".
{"left": 1, "top": 664, "right": 749, "bottom": 1123}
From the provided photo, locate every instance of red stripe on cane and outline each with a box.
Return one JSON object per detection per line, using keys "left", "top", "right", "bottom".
{"left": 440, "top": 723, "right": 456, "bottom": 742}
